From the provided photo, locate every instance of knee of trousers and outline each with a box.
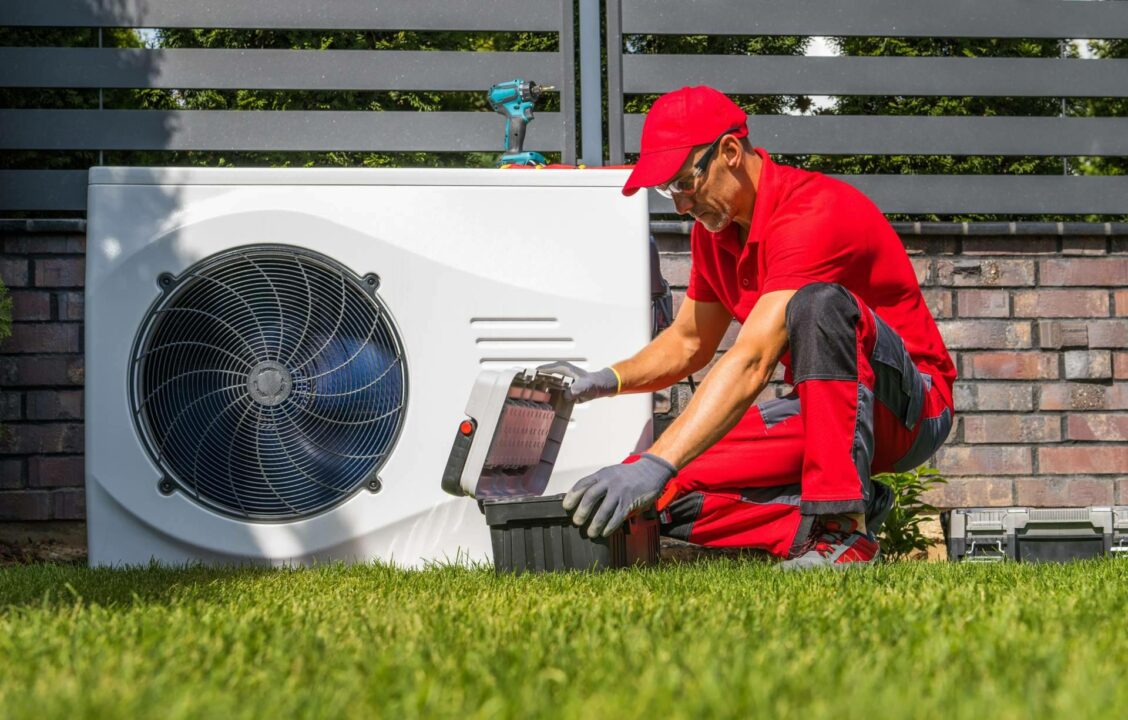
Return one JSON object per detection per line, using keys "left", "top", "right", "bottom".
{"left": 785, "top": 283, "right": 861, "bottom": 381}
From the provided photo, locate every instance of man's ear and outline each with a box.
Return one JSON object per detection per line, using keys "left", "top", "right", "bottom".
{"left": 721, "top": 135, "right": 744, "bottom": 167}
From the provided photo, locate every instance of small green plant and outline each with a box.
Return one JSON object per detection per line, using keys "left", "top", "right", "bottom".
{"left": 874, "top": 465, "right": 946, "bottom": 561}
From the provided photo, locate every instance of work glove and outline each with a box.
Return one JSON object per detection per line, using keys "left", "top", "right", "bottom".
{"left": 536, "top": 361, "right": 619, "bottom": 403}
{"left": 563, "top": 453, "right": 677, "bottom": 538}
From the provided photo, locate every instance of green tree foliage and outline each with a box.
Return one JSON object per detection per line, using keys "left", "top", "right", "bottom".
{"left": 622, "top": 35, "right": 809, "bottom": 128}
{"left": 813, "top": 36, "right": 1070, "bottom": 179}
{"left": 803, "top": 36, "right": 1111, "bottom": 221}
{"left": 1079, "top": 39, "right": 1128, "bottom": 177}
{"left": 0, "top": 27, "right": 559, "bottom": 170}
{"left": 0, "top": 26, "right": 145, "bottom": 109}
{"left": 0, "top": 27, "right": 147, "bottom": 171}
{"left": 150, "top": 29, "right": 559, "bottom": 168}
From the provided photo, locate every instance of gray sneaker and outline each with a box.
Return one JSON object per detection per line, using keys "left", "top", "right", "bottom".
{"left": 780, "top": 516, "right": 881, "bottom": 571}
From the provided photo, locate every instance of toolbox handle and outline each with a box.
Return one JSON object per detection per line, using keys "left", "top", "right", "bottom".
{"left": 966, "top": 539, "right": 1006, "bottom": 562}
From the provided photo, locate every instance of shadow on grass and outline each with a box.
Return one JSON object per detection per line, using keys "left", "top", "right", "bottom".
{"left": 0, "top": 562, "right": 291, "bottom": 609}
{"left": 0, "top": 532, "right": 783, "bottom": 611}
{"left": 0, "top": 547, "right": 785, "bottom": 610}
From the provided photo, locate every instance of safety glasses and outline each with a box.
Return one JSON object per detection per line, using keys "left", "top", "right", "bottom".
{"left": 653, "top": 125, "right": 743, "bottom": 199}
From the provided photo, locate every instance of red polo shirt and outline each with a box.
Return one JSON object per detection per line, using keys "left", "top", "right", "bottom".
{"left": 687, "top": 148, "right": 956, "bottom": 408}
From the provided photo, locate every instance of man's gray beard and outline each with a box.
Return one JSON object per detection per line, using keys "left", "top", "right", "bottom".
{"left": 699, "top": 211, "right": 731, "bottom": 233}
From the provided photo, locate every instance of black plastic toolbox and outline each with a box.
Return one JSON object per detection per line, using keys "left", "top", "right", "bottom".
{"left": 483, "top": 493, "right": 660, "bottom": 573}
{"left": 444, "top": 368, "right": 662, "bottom": 573}
{"left": 944, "top": 506, "right": 1128, "bottom": 562}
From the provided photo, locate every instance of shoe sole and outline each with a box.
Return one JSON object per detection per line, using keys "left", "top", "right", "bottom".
{"left": 779, "top": 546, "right": 882, "bottom": 571}
{"left": 779, "top": 556, "right": 880, "bottom": 571}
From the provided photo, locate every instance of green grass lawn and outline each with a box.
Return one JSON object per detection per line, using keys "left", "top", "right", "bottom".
{"left": 2, "top": 559, "right": 1126, "bottom": 720}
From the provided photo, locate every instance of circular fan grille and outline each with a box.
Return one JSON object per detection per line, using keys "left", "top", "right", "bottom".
{"left": 131, "top": 246, "right": 407, "bottom": 520}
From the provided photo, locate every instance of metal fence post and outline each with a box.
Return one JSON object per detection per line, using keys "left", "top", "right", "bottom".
{"left": 579, "top": 0, "right": 603, "bottom": 165}
{"left": 606, "top": 0, "right": 624, "bottom": 164}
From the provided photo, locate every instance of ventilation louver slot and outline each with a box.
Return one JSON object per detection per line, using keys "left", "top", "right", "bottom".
{"left": 131, "top": 246, "right": 407, "bottom": 520}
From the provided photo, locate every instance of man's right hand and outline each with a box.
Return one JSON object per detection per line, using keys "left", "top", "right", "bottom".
{"left": 536, "top": 361, "right": 620, "bottom": 403}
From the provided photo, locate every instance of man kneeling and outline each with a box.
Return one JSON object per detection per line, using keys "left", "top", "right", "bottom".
{"left": 541, "top": 86, "right": 955, "bottom": 569}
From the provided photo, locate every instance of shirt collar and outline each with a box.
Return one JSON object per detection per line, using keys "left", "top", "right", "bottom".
{"left": 747, "top": 148, "right": 779, "bottom": 246}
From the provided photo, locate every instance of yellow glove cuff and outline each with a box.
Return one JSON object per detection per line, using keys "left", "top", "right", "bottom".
{"left": 609, "top": 366, "right": 623, "bottom": 394}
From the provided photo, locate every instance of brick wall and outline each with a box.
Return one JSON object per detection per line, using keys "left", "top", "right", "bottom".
{"left": 1, "top": 223, "right": 86, "bottom": 522}
{"left": 1, "top": 221, "right": 1126, "bottom": 533}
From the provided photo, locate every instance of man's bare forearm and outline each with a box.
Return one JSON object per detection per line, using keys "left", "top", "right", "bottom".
{"left": 611, "top": 328, "right": 709, "bottom": 394}
{"left": 644, "top": 289, "right": 794, "bottom": 468}
{"left": 646, "top": 347, "right": 776, "bottom": 468}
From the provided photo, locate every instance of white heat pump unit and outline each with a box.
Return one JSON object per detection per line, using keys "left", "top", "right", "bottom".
{"left": 85, "top": 168, "right": 652, "bottom": 567}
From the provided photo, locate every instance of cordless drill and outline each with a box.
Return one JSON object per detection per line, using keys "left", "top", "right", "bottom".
{"left": 487, "top": 79, "right": 554, "bottom": 166}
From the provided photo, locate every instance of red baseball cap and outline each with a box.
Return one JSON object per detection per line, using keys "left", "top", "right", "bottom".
{"left": 622, "top": 86, "right": 748, "bottom": 197}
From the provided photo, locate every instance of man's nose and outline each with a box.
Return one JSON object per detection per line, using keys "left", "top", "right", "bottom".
{"left": 672, "top": 194, "right": 694, "bottom": 215}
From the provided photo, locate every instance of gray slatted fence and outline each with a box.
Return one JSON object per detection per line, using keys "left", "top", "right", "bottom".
{"left": 0, "top": 0, "right": 576, "bottom": 211}
{"left": 607, "top": 0, "right": 1128, "bottom": 215}
{"left": 5, "top": 0, "right": 1128, "bottom": 216}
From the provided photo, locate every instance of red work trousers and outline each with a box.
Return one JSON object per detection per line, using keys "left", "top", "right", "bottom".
{"left": 655, "top": 283, "right": 953, "bottom": 558}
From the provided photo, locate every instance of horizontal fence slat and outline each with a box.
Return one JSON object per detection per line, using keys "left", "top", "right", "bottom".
{"left": 0, "top": 170, "right": 88, "bottom": 211}
{"left": 0, "top": 48, "right": 563, "bottom": 91}
{"left": 621, "top": 0, "right": 1128, "bottom": 39}
{"left": 5, "top": 171, "right": 1127, "bottom": 215}
{"left": 623, "top": 56, "right": 1128, "bottom": 98}
{"left": 0, "top": 0, "right": 564, "bottom": 31}
{"left": 0, "top": 110, "right": 564, "bottom": 152}
{"left": 10, "top": 0, "right": 1128, "bottom": 37}
{"left": 649, "top": 176, "right": 1128, "bottom": 215}
{"left": 624, "top": 115, "right": 1128, "bottom": 156}
{"left": 846, "top": 176, "right": 1128, "bottom": 214}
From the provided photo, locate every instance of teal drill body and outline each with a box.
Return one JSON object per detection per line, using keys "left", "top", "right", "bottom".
{"left": 487, "top": 79, "right": 553, "bottom": 166}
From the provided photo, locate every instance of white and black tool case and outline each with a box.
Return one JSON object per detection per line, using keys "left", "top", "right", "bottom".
{"left": 442, "top": 367, "right": 659, "bottom": 573}
{"left": 945, "top": 507, "right": 1128, "bottom": 562}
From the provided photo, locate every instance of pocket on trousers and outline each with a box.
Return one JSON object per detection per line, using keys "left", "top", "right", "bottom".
{"left": 893, "top": 406, "right": 953, "bottom": 472}
{"left": 871, "top": 316, "right": 926, "bottom": 430}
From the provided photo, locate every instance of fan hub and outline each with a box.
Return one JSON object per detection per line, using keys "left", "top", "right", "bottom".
{"left": 247, "top": 360, "right": 292, "bottom": 406}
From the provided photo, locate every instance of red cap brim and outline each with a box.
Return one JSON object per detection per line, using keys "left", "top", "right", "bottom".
{"left": 621, "top": 145, "right": 694, "bottom": 197}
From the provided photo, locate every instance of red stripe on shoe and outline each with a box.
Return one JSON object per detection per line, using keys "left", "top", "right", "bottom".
{"left": 837, "top": 536, "right": 878, "bottom": 563}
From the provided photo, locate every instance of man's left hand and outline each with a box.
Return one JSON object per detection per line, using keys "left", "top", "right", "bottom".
{"left": 563, "top": 453, "right": 677, "bottom": 538}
